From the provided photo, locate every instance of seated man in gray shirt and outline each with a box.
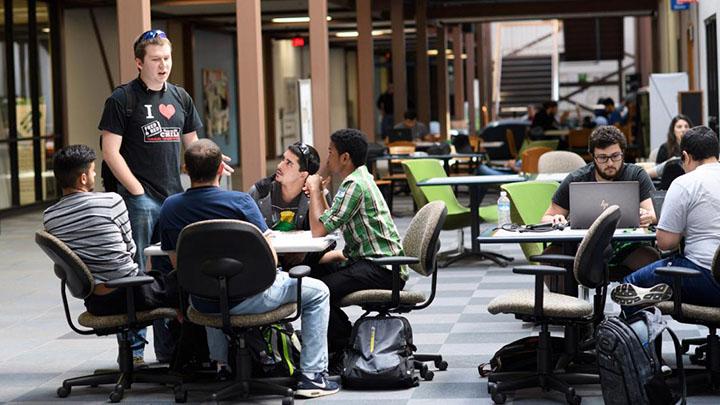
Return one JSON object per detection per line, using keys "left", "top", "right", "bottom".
{"left": 612, "top": 126, "right": 720, "bottom": 313}
{"left": 43, "top": 145, "right": 178, "bottom": 366}
{"left": 393, "top": 111, "right": 429, "bottom": 141}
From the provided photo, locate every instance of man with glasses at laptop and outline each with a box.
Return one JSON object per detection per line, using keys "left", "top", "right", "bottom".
{"left": 541, "top": 125, "right": 659, "bottom": 282}
{"left": 612, "top": 126, "right": 720, "bottom": 313}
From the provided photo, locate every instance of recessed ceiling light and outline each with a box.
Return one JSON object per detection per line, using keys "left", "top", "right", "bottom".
{"left": 272, "top": 16, "right": 332, "bottom": 23}
{"left": 336, "top": 31, "right": 359, "bottom": 37}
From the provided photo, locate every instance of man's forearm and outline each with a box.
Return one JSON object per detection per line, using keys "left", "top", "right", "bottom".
{"left": 182, "top": 131, "right": 198, "bottom": 150}
{"left": 309, "top": 188, "right": 330, "bottom": 237}
{"left": 103, "top": 150, "right": 144, "bottom": 194}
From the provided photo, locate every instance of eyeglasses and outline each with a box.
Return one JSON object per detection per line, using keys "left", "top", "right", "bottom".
{"left": 293, "top": 142, "right": 310, "bottom": 170}
{"left": 593, "top": 152, "right": 624, "bottom": 164}
{"left": 139, "top": 29, "right": 167, "bottom": 41}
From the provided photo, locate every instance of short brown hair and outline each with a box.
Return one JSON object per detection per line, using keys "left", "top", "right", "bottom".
{"left": 133, "top": 30, "right": 172, "bottom": 61}
{"left": 185, "top": 139, "right": 222, "bottom": 183}
{"left": 588, "top": 125, "right": 627, "bottom": 155}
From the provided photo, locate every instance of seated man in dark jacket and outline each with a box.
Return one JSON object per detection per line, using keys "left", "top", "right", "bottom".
{"left": 249, "top": 142, "right": 333, "bottom": 269}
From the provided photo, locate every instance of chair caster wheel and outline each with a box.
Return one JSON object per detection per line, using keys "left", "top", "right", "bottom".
{"left": 424, "top": 370, "right": 434, "bottom": 381}
{"left": 435, "top": 360, "right": 448, "bottom": 371}
{"left": 690, "top": 353, "right": 704, "bottom": 365}
{"left": 489, "top": 382, "right": 506, "bottom": 404}
{"left": 282, "top": 396, "right": 294, "bottom": 405}
{"left": 174, "top": 386, "right": 187, "bottom": 403}
{"left": 419, "top": 364, "right": 429, "bottom": 378}
{"left": 566, "top": 387, "right": 581, "bottom": 405}
{"left": 57, "top": 385, "right": 71, "bottom": 398}
{"left": 109, "top": 390, "right": 123, "bottom": 403}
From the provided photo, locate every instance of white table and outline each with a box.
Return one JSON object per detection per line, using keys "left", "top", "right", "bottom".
{"left": 144, "top": 230, "right": 335, "bottom": 256}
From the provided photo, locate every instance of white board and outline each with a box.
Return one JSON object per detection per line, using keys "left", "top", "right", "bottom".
{"left": 649, "top": 73, "right": 688, "bottom": 150}
{"left": 298, "top": 79, "right": 314, "bottom": 146}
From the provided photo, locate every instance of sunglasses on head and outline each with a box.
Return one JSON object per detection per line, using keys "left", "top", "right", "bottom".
{"left": 293, "top": 142, "right": 310, "bottom": 171}
{"left": 139, "top": 29, "right": 167, "bottom": 41}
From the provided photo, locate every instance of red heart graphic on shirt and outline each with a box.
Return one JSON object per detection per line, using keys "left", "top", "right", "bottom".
{"left": 159, "top": 104, "right": 176, "bottom": 120}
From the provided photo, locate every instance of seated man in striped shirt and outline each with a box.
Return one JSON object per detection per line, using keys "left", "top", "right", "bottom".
{"left": 43, "top": 145, "right": 179, "bottom": 365}
{"left": 306, "top": 128, "right": 406, "bottom": 366}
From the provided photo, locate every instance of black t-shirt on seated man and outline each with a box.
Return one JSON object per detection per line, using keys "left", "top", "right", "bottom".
{"left": 552, "top": 162, "right": 655, "bottom": 210}
{"left": 98, "top": 77, "right": 203, "bottom": 203}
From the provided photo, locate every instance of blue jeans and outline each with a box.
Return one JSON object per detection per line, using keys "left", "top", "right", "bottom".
{"left": 118, "top": 185, "right": 163, "bottom": 358}
{"left": 193, "top": 271, "right": 331, "bottom": 373}
{"left": 622, "top": 255, "right": 720, "bottom": 314}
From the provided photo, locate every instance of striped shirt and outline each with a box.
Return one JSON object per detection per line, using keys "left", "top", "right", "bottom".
{"left": 43, "top": 192, "right": 139, "bottom": 282}
{"left": 320, "top": 165, "right": 407, "bottom": 280}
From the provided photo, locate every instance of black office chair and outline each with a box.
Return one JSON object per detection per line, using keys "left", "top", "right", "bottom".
{"left": 659, "top": 159, "right": 685, "bottom": 190}
{"left": 485, "top": 206, "right": 621, "bottom": 404}
{"left": 173, "top": 219, "right": 310, "bottom": 405}
{"left": 655, "top": 245, "right": 720, "bottom": 395}
{"left": 337, "top": 201, "right": 449, "bottom": 380}
{"left": 34, "top": 230, "right": 181, "bottom": 403}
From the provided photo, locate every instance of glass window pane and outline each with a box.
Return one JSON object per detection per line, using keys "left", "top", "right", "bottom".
{"left": 0, "top": 142, "right": 10, "bottom": 209}
{"left": 0, "top": 2, "right": 7, "bottom": 141}
{"left": 18, "top": 139, "right": 34, "bottom": 205}
{"left": 37, "top": 1, "right": 52, "bottom": 138}
{"left": 42, "top": 136, "right": 55, "bottom": 200}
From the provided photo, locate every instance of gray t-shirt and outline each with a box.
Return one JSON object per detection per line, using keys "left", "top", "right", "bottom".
{"left": 394, "top": 121, "right": 429, "bottom": 140}
{"left": 658, "top": 162, "right": 720, "bottom": 270}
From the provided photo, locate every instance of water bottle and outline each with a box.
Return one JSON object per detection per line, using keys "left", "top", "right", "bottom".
{"left": 497, "top": 191, "right": 511, "bottom": 226}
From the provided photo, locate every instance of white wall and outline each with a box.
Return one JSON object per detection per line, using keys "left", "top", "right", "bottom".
{"left": 696, "top": 2, "right": 720, "bottom": 123}
{"left": 271, "top": 39, "right": 304, "bottom": 155}
{"left": 64, "top": 7, "right": 119, "bottom": 191}
{"left": 329, "top": 47, "right": 347, "bottom": 132}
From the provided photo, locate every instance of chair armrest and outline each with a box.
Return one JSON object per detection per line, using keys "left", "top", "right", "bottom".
{"left": 167, "top": 270, "right": 177, "bottom": 280}
{"left": 528, "top": 254, "right": 575, "bottom": 264}
{"left": 288, "top": 265, "right": 311, "bottom": 279}
{"left": 655, "top": 266, "right": 703, "bottom": 278}
{"left": 104, "top": 275, "right": 155, "bottom": 289}
{"left": 371, "top": 256, "right": 420, "bottom": 266}
{"left": 513, "top": 265, "right": 567, "bottom": 276}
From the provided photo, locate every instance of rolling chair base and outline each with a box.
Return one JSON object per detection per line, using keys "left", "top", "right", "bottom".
{"left": 439, "top": 246, "right": 512, "bottom": 267}
{"left": 58, "top": 367, "right": 180, "bottom": 403}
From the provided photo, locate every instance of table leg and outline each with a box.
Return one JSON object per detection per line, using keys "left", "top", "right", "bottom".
{"left": 470, "top": 185, "right": 480, "bottom": 254}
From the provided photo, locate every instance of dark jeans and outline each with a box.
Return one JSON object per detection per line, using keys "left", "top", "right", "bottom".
{"left": 622, "top": 255, "right": 720, "bottom": 315}
{"left": 315, "top": 260, "right": 405, "bottom": 354}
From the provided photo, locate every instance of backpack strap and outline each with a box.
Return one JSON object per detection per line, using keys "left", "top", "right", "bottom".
{"left": 121, "top": 83, "right": 136, "bottom": 118}
{"left": 664, "top": 327, "right": 687, "bottom": 405}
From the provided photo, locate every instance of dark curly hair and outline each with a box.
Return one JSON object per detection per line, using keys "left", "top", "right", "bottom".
{"left": 681, "top": 126, "right": 719, "bottom": 162}
{"left": 53, "top": 145, "right": 96, "bottom": 189}
{"left": 588, "top": 125, "right": 627, "bottom": 155}
{"left": 331, "top": 128, "right": 368, "bottom": 168}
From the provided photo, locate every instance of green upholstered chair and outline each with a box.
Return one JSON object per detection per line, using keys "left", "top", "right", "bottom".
{"left": 403, "top": 159, "right": 511, "bottom": 267}
{"left": 517, "top": 138, "right": 559, "bottom": 156}
{"left": 500, "top": 181, "right": 559, "bottom": 263}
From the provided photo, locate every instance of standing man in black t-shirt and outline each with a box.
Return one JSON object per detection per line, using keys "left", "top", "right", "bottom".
{"left": 541, "top": 125, "right": 660, "bottom": 281}
{"left": 98, "top": 29, "right": 231, "bottom": 364}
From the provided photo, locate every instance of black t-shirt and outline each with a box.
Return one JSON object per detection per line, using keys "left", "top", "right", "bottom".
{"left": 98, "top": 77, "right": 202, "bottom": 202}
{"left": 270, "top": 182, "right": 302, "bottom": 231}
{"left": 551, "top": 162, "right": 655, "bottom": 210}
{"left": 655, "top": 142, "right": 678, "bottom": 165}
{"left": 532, "top": 109, "right": 557, "bottom": 131}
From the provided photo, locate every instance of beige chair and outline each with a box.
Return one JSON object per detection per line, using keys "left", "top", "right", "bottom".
{"left": 537, "top": 150, "right": 587, "bottom": 174}
{"left": 486, "top": 206, "right": 621, "bottom": 404}
{"left": 34, "top": 230, "right": 180, "bottom": 403}
{"left": 339, "top": 201, "right": 449, "bottom": 381}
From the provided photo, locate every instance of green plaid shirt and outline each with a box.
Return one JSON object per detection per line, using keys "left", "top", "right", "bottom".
{"left": 320, "top": 166, "right": 407, "bottom": 280}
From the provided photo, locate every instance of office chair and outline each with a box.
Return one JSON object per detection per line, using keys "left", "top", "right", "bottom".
{"left": 173, "top": 219, "right": 309, "bottom": 404}
{"left": 338, "top": 201, "right": 449, "bottom": 380}
{"left": 486, "top": 206, "right": 621, "bottom": 404}
{"left": 34, "top": 230, "right": 181, "bottom": 403}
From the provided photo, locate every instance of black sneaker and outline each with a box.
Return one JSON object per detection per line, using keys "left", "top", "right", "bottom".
{"left": 611, "top": 283, "right": 673, "bottom": 306}
{"left": 216, "top": 365, "right": 232, "bottom": 381}
{"left": 295, "top": 373, "right": 340, "bottom": 398}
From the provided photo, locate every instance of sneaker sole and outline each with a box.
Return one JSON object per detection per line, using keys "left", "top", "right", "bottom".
{"left": 611, "top": 283, "right": 672, "bottom": 306}
{"left": 295, "top": 387, "right": 340, "bottom": 398}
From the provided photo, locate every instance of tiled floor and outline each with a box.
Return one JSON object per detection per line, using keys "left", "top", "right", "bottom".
{"left": 0, "top": 192, "right": 715, "bottom": 404}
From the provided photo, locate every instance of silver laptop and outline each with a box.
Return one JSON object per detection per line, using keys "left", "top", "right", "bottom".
{"left": 569, "top": 181, "right": 640, "bottom": 229}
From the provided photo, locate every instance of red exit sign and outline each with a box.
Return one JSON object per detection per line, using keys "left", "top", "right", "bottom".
{"left": 292, "top": 37, "right": 305, "bottom": 47}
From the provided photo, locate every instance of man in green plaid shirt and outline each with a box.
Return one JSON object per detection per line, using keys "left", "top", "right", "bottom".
{"left": 306, "top": 128, "right": 405, "bottom": 361}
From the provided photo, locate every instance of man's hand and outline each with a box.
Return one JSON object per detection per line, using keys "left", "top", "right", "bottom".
{"left": 221, "top": 155, "right": 234, "bottom": 175}
{"left": 282, "top": 252, "right": 306, "bottom": 266}
{"left": 306, "top": 174, "right": 324, "bottom": 193}
{"left": 550, "top": 214, "right": 568, "bottom": 226}
{"left": 639, "top": 207, "right": 652, "bottom": 227}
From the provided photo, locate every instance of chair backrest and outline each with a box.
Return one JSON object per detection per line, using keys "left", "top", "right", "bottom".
{"left": 568, "top": 128, "right": 593, "bottom": 149}
{"left": 659, "top": 159, "right": 685, "bottom": 190}
{"left": 402, "top": 160, "right": 431, "bottom": 209}
{"left": 537, "top": 150, "right": 587, "bottom": 173}
{"left": 505, "top": 128, "right": 518, "bottom": 157}
{"left": 387, "top": 141, "right": 415, "bottom": 151}
{"left": 520, "top": 147, "right": 553, "bottom": 173}
{"left": 711, "top": 245, "right": 720, "bottom": 284}
{"left": 517, "top": 138, "right": 559, "bottom": 156}
{"left": 574, "top": 205, "right": 622, "bottom": 288}
{"left": 500, "top": 181, "right": 559, "bottom": 225}
{"left": 648, "top": 146, "right": 660, "bottom": 163}
{"left": 176, "top": 219, "right": 276, "bottom": 301}
{"left": 402, "top": 201, "right": 448, "bottom": 276}
{"left": 402, "top": 159, "right": 465, "bottom": 213}
{"left": 35, "top": 230, "right": 94, "bottom": 299}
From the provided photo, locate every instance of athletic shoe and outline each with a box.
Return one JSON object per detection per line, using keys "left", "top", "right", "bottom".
{"left": 216, "top": 365, "right": 232, "bottom": 382}
{"left": 295, "top": 373, "right": 340, "bottom": 398}
{"left": 133, "top": 356, "right": 149, "bottom": 370}
{"left": 611, "top": 283, "right": 673, "bottom": 306}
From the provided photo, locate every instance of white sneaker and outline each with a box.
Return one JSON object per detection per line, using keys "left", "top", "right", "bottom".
{"left": 611, "top": 283, "right": 672, "bottom": 306}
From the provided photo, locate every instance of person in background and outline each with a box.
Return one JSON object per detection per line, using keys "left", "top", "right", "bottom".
{"left": 376, "top": 84, "right": 394, "bottom": 140}
{"left": 393, "top": 111, "right": 430, "bottom": 141}
{"left": 656, "top": 115, "right": 692, "bottom": 165}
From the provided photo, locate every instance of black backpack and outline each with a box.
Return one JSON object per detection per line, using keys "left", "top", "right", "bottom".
{"left": 596, "top": 307, "right": 686, "bottom": 405}
{"left": 245, "top": 323, "right": 302, "bottom": 377}
{"left": 342, "top": 314, "right": 419, "bottom": 388}
{"left": 99, "top": 82, "right": 189, "bottom": 192}
{"left": 478, "top": 335, "right": 566, "bottom": 377}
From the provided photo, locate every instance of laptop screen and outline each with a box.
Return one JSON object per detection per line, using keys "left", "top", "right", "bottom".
{"left": 569, "top": 181, "right": 640, "bottom": 229}
{"left": 389, "top": 128, "right": 413, "bottom": 143}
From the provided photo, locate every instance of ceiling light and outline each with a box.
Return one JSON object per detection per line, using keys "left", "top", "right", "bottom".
{"left": 336, "top": 31, "right": 359, "bottom": 37}
{"left": 271, "top": 16, "right": 332, "bottom": 23}
{"left": 41, "top": 28, "right": 50, "bottom": 33}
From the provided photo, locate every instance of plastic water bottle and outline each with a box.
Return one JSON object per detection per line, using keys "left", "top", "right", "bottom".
{"left": 497, "top": 191, "right": 511, "bottom": 227}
